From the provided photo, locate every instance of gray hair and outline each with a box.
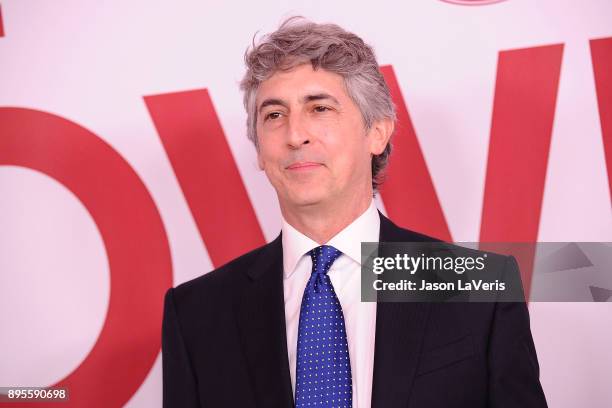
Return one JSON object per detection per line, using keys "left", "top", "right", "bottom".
{"left": 240, "top": 16, "right": 396, "bottom": 192}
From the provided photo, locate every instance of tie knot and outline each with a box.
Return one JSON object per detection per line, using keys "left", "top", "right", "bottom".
{"left": 309, "top": 245, "right": 342, "bottom": 275}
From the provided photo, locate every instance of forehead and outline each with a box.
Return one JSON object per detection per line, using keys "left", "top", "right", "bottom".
{"left": 256, "top": 64, "right": 349, "bottom": 105}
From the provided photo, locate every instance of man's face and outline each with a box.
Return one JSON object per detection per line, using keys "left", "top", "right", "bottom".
{"left": 255, "top": 64, "right": 386, "bottom": 212}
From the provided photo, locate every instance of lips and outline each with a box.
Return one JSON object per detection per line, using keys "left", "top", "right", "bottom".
{"left": 286, "top": 162, "right": 322, "bottom": 170}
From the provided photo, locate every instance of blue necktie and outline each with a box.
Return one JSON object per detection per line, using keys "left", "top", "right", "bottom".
{"left": 295, "top": 245, "right": 352, "bottom": 408}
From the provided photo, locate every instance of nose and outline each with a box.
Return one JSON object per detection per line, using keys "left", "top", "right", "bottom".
{"left": 286, "top": 113, "right": 310, "bottom": 149}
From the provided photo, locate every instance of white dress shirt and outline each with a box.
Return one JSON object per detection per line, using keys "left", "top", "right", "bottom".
{"left": 282, "top": 200, "right": 379, "bottom": 408}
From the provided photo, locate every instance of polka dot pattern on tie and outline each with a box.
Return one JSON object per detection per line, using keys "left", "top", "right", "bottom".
{"left": 295, "top": 245, "right": 352, "bottom": 408}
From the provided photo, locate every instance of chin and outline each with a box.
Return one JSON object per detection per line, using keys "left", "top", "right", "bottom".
{"left": 285, "top": 188, "right": 330, "bottom": 208}
{"left": 290, "top": 195, "right": 326, "bottom": 208}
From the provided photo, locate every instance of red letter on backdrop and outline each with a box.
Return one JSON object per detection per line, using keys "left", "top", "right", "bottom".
{"left": 480, "top": 44, "right": 564, "bottom": 297}
{"left": 0, "top": 108, "right": 172, "bottom": 407}
{"left": 379, "top": 65, "right": 452, "bottom": 242}
{"left": 590, "top": 37, "right": 612, "bottom": 204}
{"left": 144, "top": 90, "right": 266, "bottom": 267}
{"left": 0, "top": 4, "right": 5, "bottom": 37}
{"left": 381, "top": 44, "right": 564, "bottom": 300}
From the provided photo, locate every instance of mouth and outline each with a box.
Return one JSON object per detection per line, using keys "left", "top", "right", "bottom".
{"left": 285, "top": 162, "right": 323, "bottom": 171}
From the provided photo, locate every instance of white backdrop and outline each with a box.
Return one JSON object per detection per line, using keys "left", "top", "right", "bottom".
{"left": 1, "top": 0, "right": 611, "bottom": 407}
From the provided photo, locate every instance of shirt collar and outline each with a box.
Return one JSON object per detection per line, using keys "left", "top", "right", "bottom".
{"left": 281, "top": 200, "right": 380, "bottom": 278}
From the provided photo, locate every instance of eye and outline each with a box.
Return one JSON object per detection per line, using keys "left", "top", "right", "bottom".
{"left": 264, "top": 111, "right": 282, "bottom": 121}
{"left": 313, "top": 105, "right": 331, "bottom": 113}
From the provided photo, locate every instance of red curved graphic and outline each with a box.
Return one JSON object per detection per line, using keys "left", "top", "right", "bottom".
{"left": 440, "top": 0, "right": 507, "bottom": 5}
{"left": 0, "top": 108, "right": 173, "bottom": 407}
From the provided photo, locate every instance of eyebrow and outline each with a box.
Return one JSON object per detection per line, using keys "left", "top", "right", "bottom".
{"left": 258, "top": 98, "right": 288, "bottom": 113}
{"left": 258, "top": 93, "right": 340, "bottom": 113}
{"left": 302, "top": 93, "right": 340, "bottom": 105}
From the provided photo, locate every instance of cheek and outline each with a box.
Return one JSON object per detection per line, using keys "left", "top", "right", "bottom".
{"left": 256, "top": 153, "right": 265, "bottom": 170}
{"left": 327, "top": 144, "right": 369, "bottom": 181}
{"left": 329, "top": 128, "right": 370, "bottom": 163}
{"left": 258, "top": 147, "right": 285, "bottom": 182}
{"left": 256, "top": 145, "right": 275, "bottom": 172}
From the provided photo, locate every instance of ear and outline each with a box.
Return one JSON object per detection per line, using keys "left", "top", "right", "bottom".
{"left": 367, "top": 118, "right": 394, "bottom": 155}
{"left": 257, "top": 157, "right": 265, "bottom": 171}
{"left": 256, "top": 147, "right": 265, "bottom": 171}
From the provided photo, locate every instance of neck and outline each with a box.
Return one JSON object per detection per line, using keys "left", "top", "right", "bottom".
{"left": 281, "top": 191, "right": 373, "bottom": 244}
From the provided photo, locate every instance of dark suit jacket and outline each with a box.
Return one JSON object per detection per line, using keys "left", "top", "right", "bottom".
{"left": 162, "top": 212, "right": 548, "bottom": 407}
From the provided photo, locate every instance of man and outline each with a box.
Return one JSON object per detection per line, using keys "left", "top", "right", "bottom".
{"left": 162, "top": 17, "right": 548, "bottom": 407}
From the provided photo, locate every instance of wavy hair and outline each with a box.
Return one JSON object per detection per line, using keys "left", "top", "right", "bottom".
{"left": 240, "top": 17, "right": 396, "bottom": 192}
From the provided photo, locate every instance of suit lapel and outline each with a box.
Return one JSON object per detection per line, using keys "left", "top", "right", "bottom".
{"left": 234, "top": 235, "right": 295, "bottom": 408}
{"left": 233, "top": 214, "right": 433, "bottom": 408}
{"left": 371, "top": 213, "right": 433, "bottom": 408}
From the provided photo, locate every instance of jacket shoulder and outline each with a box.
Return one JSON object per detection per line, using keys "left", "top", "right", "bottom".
{"left": 381, "top": 213, "right": 509, "bottom": 261}
{"left": 379, "top": 212, "right": 445, "bottom": 243}
{"left": 171, "top": 236, "right": 280, "bottom": 306}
